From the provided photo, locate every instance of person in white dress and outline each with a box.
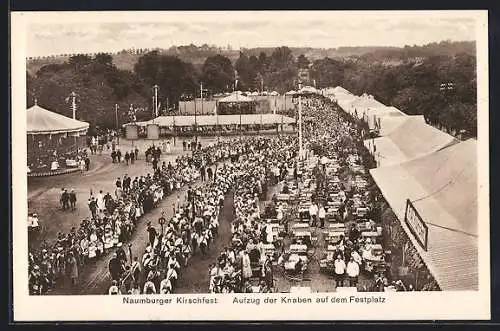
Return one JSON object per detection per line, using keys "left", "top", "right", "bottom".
{"left": 241, "top": 251, "right": 253, "bottom": 280}
{"left": 96, "top": 190, "right": 105, "bottom": 211}
{"left": 167, "top": 140, "right": 172, "bottom": 153}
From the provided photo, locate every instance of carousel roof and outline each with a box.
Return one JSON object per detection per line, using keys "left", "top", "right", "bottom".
{"left": 27, "top": 104, "right": 89, "bottom": 135}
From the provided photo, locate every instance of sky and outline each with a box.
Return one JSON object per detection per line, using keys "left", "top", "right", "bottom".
{"left": 24, "top": 11, "right": 479, "bottom": 57}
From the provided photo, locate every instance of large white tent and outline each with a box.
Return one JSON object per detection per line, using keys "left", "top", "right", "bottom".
{"left": 366, "top": 116, "right": 457, "bottom": 167}
{"left": 347, "top": 94, "right": 386, "bottom": 119}
{"left": 370, "top": 139, "right": 478, "bottom": 290}
{"left": 126, "top": 114, "right": 295, "bottom": 128}
{"left": 363, "top": 106, "right": 407, "bottom": 131}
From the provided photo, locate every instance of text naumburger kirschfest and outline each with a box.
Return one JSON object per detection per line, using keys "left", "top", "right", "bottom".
{"left": 122, "top": 295, "right": 387, "bottom": 305}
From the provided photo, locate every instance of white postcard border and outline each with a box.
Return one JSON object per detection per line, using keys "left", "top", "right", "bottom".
{"left": 11, "top": 10, "right": 491, "bottom": 321}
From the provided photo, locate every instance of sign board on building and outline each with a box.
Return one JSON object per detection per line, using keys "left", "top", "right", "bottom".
{"left": 404, "top": 199, "right": 428, "bottom": 251}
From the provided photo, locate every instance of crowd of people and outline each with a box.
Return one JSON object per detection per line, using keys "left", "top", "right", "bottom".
{"left": 208, "top": 136, "right": 297, "bottom": 293}
{"left": 106, "top": 136, "right": 297, "bottom": 294}
{"left": 28, "top": 137, "right": 249, "bottom": 295}
{"left": 28, "top": 93, "right": 415, "bottom": 295}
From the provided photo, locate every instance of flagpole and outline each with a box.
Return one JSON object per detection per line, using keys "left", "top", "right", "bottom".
{"left": 298, "top": 84, "right": 303, "bottom": 159}
{"left": 173, "top": 113, "right": 176, "bottom": 146}
{"left": 200, "top": 82, "right": 203, "bottom": 115}
{"left": 194, "top": 89, "right": 198, "bottom": 145}
{"left": 216, "top": 101, "right": 219, "bottom": 143}
{"left": 71, "top": 92, "right": 76, "bottom": 119}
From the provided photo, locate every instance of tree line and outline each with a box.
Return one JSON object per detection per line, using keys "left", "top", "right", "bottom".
{"left": 309, "top": 53, "right": 477, "bottom": 137}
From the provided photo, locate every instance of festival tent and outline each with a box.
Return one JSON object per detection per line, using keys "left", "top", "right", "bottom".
{"left": 370, "top": 139, "right": 478, "bottom": 290}
{"left": 323, "top": 87, "right": 337, "bottom": 96}
{"left": 333, "top": 86, "right": 350, "bottom": 95}
{"left": 335, "top": 93, "right": 359, "bottom": 112}
{"left": 125, "top": 114, "right": 295, "bottom": 128}
{"left": 363, "top": 106, "right": 407, "bottom": 131}
{"left": 347, "top": 94, "right": 386, "bottom": 119}
{"left": 377, "top": 115, "right": 414, "bottom": 136}
{"left": 27, "top": 104, "right": 89, "bottom": 135}
{"left": 366, "top": 116, "right": 458, "bottom": 167}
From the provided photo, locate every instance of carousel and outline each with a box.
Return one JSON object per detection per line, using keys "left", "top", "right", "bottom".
{"left": 27, "top": 102, "right": 89, "bottom": 176}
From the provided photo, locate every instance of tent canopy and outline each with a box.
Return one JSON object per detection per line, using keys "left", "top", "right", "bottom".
{"left": 270, "top": 91, "right": 279, "bottom": 96}
{"left": 218, "top": 92, "right": 254, "bottom": 103}
{"left": 349, "top": 95, "right": 386, "bottom": 117}
{"left": 376, "top": 115, "right": 413, "bottom": 136}
{"left": 285, "top": 90, "right": 297, "bottom": 95}
{"left": 125, "top": 114, "right": 295, "bottom": 127}
{"left": 27, "top": 104, "right": 89, "bottom": 135}
{"left": 364, "top": 106, "right": 407, "bottom": 130}
{"left": 333, "top": 86, "right": 350, "bottom": 94}
{"left": 370, "top": 140, "right": 478, "bottom": 290}
{"left": 367, "top": 117, "right": 457, "bottom": 167}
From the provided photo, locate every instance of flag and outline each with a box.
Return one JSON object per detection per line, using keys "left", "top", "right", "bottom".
{"left": 65, "top": 97, "right": 70, "bottom": 103}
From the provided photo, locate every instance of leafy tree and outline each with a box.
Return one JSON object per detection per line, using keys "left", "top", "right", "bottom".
{"left": 201, "top": 54, "right": 234, "bottom": 93}
{"left": 297, "top": 54, "right": 310, "bottom": 69}
{"left": 269, "top": 46, "right": 294, "bottom": 71}
{"left": 258, "top": 52, "right": 270, "bottom": 72}
{"left": 134, "top": 51, "right": 199, "bottom": 107}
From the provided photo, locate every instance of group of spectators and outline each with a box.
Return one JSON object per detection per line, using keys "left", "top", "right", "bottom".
{"left": 207, "top": 136, "right": 297, "bottom": 293}
{"left": 298, "top": 96, "right": 412, "bottom": 292}
{"left": 28, "top": 93, "right": 414, "bottom": 295}
{"left": 108, "top": 136, "right": 293, "bottom": 294}
{"left": 28, "top": 138, "right": 250, "bottom": 295}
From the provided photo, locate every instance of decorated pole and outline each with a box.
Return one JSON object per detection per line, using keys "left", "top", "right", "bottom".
{"left": 70, "top": 92, "right": 77, "bottom": 119}
{"left": 153, "top": 84, "right": 159, "bottom": 118}
{"left": 115, "top": 104, "right": 120, "bottom": 145}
